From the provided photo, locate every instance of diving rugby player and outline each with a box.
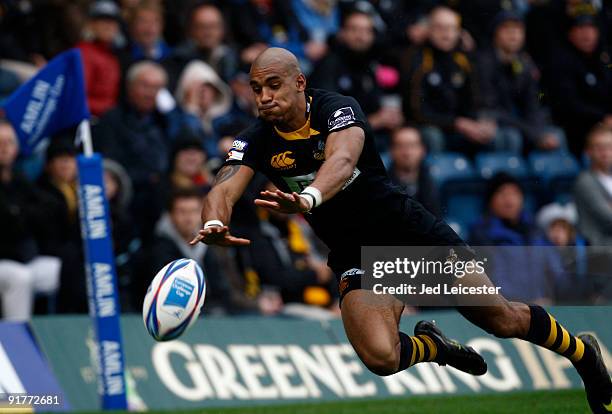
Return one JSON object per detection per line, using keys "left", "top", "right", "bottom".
{"left": 191, "top": 48, "right": 612, "bottom": 413}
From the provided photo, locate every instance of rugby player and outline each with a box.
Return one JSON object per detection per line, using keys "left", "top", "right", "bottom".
{"left": 191, "top": 47, "right": 612, "bottom": 413}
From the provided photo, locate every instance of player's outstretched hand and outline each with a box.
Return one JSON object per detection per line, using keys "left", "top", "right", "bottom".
{"left": 254, "top": 190, "right": 311, "bottom": 214}
{"left": 189, "top": 226, "right": 251, "bottom": 246}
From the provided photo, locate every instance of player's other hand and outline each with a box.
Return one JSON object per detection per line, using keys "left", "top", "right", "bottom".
{"left": 189, "top": 226, "right": 251, "bottom": 246}
{"left": 255, "top": 190, "right": 311, "bottom": 214}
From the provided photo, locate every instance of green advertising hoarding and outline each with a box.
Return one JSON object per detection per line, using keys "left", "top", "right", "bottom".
{"left": 30, "top": 307, "right": 612, "bottom": 411}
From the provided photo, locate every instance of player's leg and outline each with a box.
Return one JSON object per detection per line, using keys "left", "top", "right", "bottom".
{"left": 340, "top": 287, "right": 487, "bottom": 377}
{"left": 457, "top": 292, "right": 612, "bottom": 414}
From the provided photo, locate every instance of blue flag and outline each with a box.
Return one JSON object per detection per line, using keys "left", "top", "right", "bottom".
{"left": 2, "top": 49, "right": 90, "bottom": 155}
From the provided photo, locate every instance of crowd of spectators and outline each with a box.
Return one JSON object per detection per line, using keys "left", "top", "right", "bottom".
{"left": 0, "top": 0, "right": 611, "bottom": 320}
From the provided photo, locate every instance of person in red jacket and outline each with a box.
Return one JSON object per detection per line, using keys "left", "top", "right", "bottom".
{"left": 77, "top": 1, "right": 122, "bottom": 117}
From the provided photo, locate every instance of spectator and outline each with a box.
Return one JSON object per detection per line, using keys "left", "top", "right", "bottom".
{"left": 536, "top": 202, "right": 587, "bottom": 301}
{"left": 310, "top": 7, "right": 403, "bottom": 132}
{"left": 125, "top": 1, "right": 170, "bottom": 63}
{"left": 228, "top": 0, "right": 309, "bottom": 65}
{"left": 469, "top": 173, "right": 565, "bottom": 303}
{"left": 574, "top": 124, "right": 612, "bottom": 245}
{"left": 0, "top": 121, "right": 60, "bottom": 321}
{"left": 478, "top": 11, "right": 566, "bottom": 151}
{"left": 243, "top": 183, "right": 336, "bottom": 310}
{"left": 103, "top": 159, "right": 139, "bottom": 311}
{"left": 175, "top": 60, "right": 233, "bottom": 157}
{"left": 94, "top": 61, "right": 195, "bottom": 241}
{"left": 401, "top": 6, "right": 520, "bottom": 155}
{"left": 166, "top": 135, "right": 213, "bottom": 195}
{"left": 77, "top": 1, "right": 122, "bottom": 117}
{"left": 150, "top": 188, "right": 233, "bottom": 313}
{"left": 37, "top": 136, "right": 87, "bottom": 313}
{"left": 388, "top": 126, "right": 441, "bottom": 217}
{"left": 164, "top": 2, "right": 238, "bottom": 90}
{"left": 292, "top": 0, "right": 341, "bottom": 63}
{"left": 547, "top": 11, "right": 612, "bottom": 155}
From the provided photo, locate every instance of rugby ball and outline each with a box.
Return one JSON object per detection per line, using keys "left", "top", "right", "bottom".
{"left": 143, "top": 258, "right": 206, "bottom": 341}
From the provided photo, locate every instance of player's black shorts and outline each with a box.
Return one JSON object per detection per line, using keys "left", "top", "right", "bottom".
{"left": 324, "top": 195, "right": 475, "bottom": 304}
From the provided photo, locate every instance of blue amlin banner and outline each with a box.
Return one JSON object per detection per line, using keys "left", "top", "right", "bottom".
{"left": 77, "top": 154, "right": 127, "bottom": 410}
{"left": 29, "top": 307, "right": 611, "bottom": 411}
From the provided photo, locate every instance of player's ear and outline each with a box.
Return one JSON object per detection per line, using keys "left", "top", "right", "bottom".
{"left": 296, "top": 73, "right": 306, "bottom": 92}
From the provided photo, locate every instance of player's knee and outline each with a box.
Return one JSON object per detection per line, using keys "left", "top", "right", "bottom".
{"left": 357, "top": 342, "right": 399, "bottom": 376}
{"left": 482, "top": 304, "right": 526, "bottom": 338}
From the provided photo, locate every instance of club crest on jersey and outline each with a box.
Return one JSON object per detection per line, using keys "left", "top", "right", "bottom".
{"left": 271, "top": 151, "right": 296, "bottom": 170}
{"left": 328, "top": 107, "right": 356, "bottom": 131}
{"left": 313, "top": 139, "right": 325, "bottom": 161}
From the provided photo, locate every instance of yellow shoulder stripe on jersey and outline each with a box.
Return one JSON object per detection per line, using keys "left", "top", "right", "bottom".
{"left": 274, "top": 113, "right": 320, "bottom": 141}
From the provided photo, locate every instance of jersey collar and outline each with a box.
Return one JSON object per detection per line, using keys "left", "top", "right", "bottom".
{"left": 274, "top": 95, "right": 320, "bottom": 141}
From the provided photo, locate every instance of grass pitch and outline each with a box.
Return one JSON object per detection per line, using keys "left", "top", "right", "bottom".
{"left": 69, "top": 389, "right": 588, "bottom": 414}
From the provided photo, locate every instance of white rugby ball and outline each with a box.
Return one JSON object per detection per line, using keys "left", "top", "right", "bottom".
{"left": 143, "top": 258, "right": 206, "bottom": 341}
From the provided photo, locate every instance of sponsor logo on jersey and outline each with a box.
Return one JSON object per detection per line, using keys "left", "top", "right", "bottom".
{"left": 341, "top": 167, "right": 361, "bottom": 190}
{"left": 231, "top": 139, "right": 248, "bottom": 151}
{"left": 328, "top": 107, "right": 356, "bottom": 131}
{"left": 313, "top": 139, "right": 326, "bottom": 161}
{"left": 270, "top": 151, "right": 296, "bottom": 170}
{"left": 227, "top": 150, "right": 244, "bottom": 161}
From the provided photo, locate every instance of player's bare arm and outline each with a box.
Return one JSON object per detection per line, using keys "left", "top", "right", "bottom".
{"left": 255, "top": 126, "right": 365, "bottom": 214}
{"left": 190, "top": 164, "right": 254, "bottom": 246}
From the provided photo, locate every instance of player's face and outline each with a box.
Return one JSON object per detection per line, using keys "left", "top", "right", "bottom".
{"left": 249, "top": 65, "right": 305, "bottom": 124}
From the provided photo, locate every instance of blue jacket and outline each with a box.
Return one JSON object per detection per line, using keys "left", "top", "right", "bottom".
{"left": 469, "top": 213, "right": 567, "bottom": 301}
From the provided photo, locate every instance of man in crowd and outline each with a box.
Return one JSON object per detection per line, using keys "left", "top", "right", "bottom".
{"left": 310, "top": 7, "right": 403, "bottom": 132}
{"left": 388, "top": 126, "right": 441, "bottom": 216}
{"left": 94, "top": 61, "right": 189, "bottom": 241}
{"left": 478, "top": 11, "right": 566, "bottom": 151}
{"left": 547, "top": 11, "right": 612, "bottom": 154}
{"left": 77, "top": 0, "right": 122, "bottom": 117}
{"left": 164, "top": 2, "right": 238, "bottom": 89}
{"left": 574, "top": 124, "right": 612, "bottom": 245}
{"left": 0, "top": 121, "right": 60, "bottom": 320}
{"left": 402, "top": 6, "right": 520, "bottom": 155}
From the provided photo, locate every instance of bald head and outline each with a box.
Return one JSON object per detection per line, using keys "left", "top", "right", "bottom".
{"left": 248, "top": 47, "right": 307, "bottom": 126}
{"left": 251, "top": 47, "right": 301, "bottom": 77}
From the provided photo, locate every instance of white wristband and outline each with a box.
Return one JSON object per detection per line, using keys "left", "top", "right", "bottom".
{"left": 204, "top": 220, "right": 224, "bottom": 229}
{"left": 301, "top": 186, "right": 323, "bottom": 208}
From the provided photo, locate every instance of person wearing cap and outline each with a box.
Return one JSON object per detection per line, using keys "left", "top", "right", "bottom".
{"left": 77, "top": 0, "right": 122, "bottom": 117}
{"left": 469, "top": 172, "right": 566, "bottom": 303}
{"left": 547, "top": 10, "right": 612, "bottom": 155}
{"left": 477, "top": 10, "right": 566, "bottom": 151}
{"left": 310, "top": 7, "right": 403, "bottom": 133}
{"left": 0, "top": 120, "right": 61, "bottom": 321}
{"left": 535, "top": 201, "right": 591, "bottom": 302}
{"left": 166, "top": 135, "right": 213, "bottom": 196}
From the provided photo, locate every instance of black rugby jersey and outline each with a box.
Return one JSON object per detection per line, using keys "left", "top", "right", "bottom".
{"left": 224, "top": 89, "right": 440, "bottom": 266}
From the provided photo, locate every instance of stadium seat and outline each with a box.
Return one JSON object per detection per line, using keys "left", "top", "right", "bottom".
{"left": 528, "top": 151, "right": 581, "bottom": 202}
{"left": 427, "top": 152, "right": 476, "bottom": 187}
{"left": 475, "top": 152, "right": 529, "bottom": 180}
{"left": 427, "top": 153, "right": 484, "bottom": 234}
{"left": 529, "top": 151, "right": 580, "bottom": 182}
